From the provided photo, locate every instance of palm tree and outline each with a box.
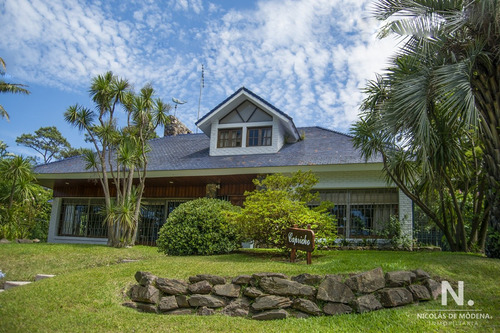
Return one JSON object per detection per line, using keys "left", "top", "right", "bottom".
{"left": 372, "top": 0, "right": 500, "bottom": 234}
{"left": 0, "top": 57, "right": 30, "bottom": 121}
{"left": 0, "top": 156, "right": 35, "bottom": 210}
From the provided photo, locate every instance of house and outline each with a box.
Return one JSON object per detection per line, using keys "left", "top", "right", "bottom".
{"left": 34, "top": 87, "right": 413, "bottom": 246}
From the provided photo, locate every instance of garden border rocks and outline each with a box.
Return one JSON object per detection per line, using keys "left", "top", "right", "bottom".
{"left": 124, "top": 268, "right": 441, "bottom": 320}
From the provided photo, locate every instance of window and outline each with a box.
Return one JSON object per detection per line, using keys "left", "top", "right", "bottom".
{"left": 247, "top": 127, "right": 272, "bottom": 147}
{"left": 217, "top": 128, "right": 242, "bottom": 148}
{"left": 58, "top": 199, "right": 107, "bottom": 238}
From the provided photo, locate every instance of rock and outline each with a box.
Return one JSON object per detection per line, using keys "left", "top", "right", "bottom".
{"left": 291, "top": 310, "right": 310, "bottom": 319}
{"left": 197, "top": 306, "right": 215, "bottom": 316}
{"left": 424, "top": 279, "right": 442, "bottom": 300}
{"left": 292, "top": 298, "right": 322, "bottom": 316}
{"left": 323, "top": 303, "right": 353, "bottom": 315}
{"left": 156, "top": 278, "right": 188, "bottom": 295}
{"left": 252, "top": 309, "right": 288, "bottom": 320}
{"left": 175, "top": 295, "right": 190, "bottom": 308}
{"left": 232, "top": 275, "right": 253, "bottom": 285}
{"left": 188, "top": 280, "right": 212, "bottom": 294}
{"left": 385, "top": 271, "right": 413, "bottom": 287}
{"left": 134, "top": 271, "right": 157, "bottom": 287}
{"left": 34, "top": 274, "right": 55, "bottom": 281}
{"left": 189, "top": 274, "right": 225, "bottom": 285}
{"left": 16, "top": 239, "right": 33, "bottom": 244}
{"left": 213, "top": 283, "right": 241, "bottom": 298}
{"left": 324, "top": 274, "right": 343, "bottom": 283}
{"left": 252, "top": 272, "right": 288, "bottom": 280}
{"left": 243, "top": 286, "right": 265, "bottom": 298}
{"left": 165, "top": 308, "right": 193, "bottom": 315}
{"left": 188, "top": 294, "right": 226, "bottom": 308}
{"left": 4, "top": 281, "right": 32, "bottom": 290}
{"left": 317, "top": 277, "right": 355, "bottom": 303}
{"left": 164, "top": 115, "right": 192, "bottom": 137}
{"left": 353, "top": 294, "right": 383, "bottom": 313}
{"left": 122, "top": 301, "right": 137, "bottom": 309}
{"left": 221, "top": 298, "right": 250, "bottom": 317}
{"left": 259, "top": 277, "right": 316, "bottom": 297}
{"left": 251, "top": 295, "right": 292, "bottom": 311}
{"left": 291, "top": 273, "right": 323, "bottom": 286}
{"left": 135, "top": 302, "right": 158, "bottom": 313}
{"left": 412, "top": 269, "right": 431, "bottom": 282}
{"left": 407, "top": 284, "right": 431, "bottom": 301}
{"left": 158, "top": 296, "right": 179, "bottom": 312}
{"left": 32, "top": 239, "right": 41, "bottom": 243}
{"left": 379, "top": 288, "right": 414, "bottom": 307}
{"left": 129, "top": 284, "right": 160, "bottom": 304}
{"left": 0, "top": 238, "right": 11, "bottom": 244}
{"left": 345, "top": 267, "right": 385, "bottom": 293}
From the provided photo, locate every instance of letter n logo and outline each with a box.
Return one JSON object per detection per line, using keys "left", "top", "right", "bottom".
{"left": 441, "top": 281, "right": 464, "bottom": 306}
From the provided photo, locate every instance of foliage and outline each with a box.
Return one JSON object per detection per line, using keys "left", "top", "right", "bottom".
{"left": 379, "top": 215, "right": 412, "bottom": 251}
{"left": 157, "top": 198, "right": 241, "bottom": 256}
{"left": 227, "top": 171, "right": 337, "bottom": 250}
{"left": 371, "top": 0, "right": 500, "bottom": 254}
{"left": 485, "top": 229, "right": 500, "bottom": 259}
{"left": 59, "top": 147, "right": 93, "bottom": 159}
{"left": 64, "top": 71, "right": 171, "bottom": 247}
{"left": 16, "top": 126, "right": 72, "bottom": 164}
{"left": 0, "top": 56, "right": 30, "bottom": 121}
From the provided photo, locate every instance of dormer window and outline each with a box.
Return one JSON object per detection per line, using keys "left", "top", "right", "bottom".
{"left": 247, "top": 127, "right": 272, "bottom": 146}
{"left": 217, "top": 128, "right": 242, "bottom": 148}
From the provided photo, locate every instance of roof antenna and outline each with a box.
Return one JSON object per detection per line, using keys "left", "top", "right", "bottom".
{"left": 172, "top": 97, "right": 187, "bottom": 117}
{"left": 196, "top": 64, "right": 204, "bottom": 133}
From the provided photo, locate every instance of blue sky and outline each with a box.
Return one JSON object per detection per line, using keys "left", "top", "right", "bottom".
{"left": 0, "top": 0, "right": 397, "bottom": 160}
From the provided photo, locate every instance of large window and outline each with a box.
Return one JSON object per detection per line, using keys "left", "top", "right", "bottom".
{"left": 58, "top": 199, "right": 107, "bottom": 238}
{"left": 217, "top": 128, "right": 242, "bottom": 148}
{"left": 247, "top": 127, "right": 272, "bottom": 147}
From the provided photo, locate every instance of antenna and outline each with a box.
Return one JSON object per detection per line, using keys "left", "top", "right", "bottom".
{"left": 196, "top": 64, "right": 204, "bottom": 133}
{"left": 172, "top": 97, "right": 187, "bottom": 117}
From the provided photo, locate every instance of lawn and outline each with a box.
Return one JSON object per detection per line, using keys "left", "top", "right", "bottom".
{"left": 0, "top": 244, "right": 498, "bottom": 332}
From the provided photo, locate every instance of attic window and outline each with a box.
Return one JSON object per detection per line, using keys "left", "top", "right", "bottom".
{"left": 247, "top": 127, "right": 272, "bottom": 146}
{"left": 217, "top": 128, "right": 242, "bottom": 148}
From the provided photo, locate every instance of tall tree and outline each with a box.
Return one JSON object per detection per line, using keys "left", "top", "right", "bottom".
{"left": 16, "top": 126, "right": 72, "bottom": 164}
{"left": 372, "top": 0, "right": 500, "bottom": 237}
{"left": 0, "top": 57, "right": 30, "bottom": 121}
{"left": 64, "top": 71, "right": 170, "bottom": 247}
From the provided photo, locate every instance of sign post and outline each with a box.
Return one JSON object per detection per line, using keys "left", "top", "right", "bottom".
{"left": 285, "top": 224, "right": 315, "bottom": 265}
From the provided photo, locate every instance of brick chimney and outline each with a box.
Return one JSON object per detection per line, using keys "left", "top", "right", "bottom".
{"left": 164, "top": 115, "right": 192, "bottom": 137}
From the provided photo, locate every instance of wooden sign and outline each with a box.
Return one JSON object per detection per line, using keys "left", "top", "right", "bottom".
{"left": 285, "top": 224, "right": 315, "bottom": 265}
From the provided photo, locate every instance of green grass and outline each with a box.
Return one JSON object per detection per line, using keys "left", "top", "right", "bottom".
{"left": 0, "top": 244, "right": 499, "bottom": 332}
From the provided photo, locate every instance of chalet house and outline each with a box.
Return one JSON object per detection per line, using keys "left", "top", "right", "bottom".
{"left": 34, "top": 87, "right": 413, "bottom": 246}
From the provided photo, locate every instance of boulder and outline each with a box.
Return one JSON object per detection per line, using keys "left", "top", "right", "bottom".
{"left": 291, "top": 311, "right": 310, "bottom": 319}
{"left": 156, "top": 278, "right": 188, "bottom": 295}
{"left": 128, "top": 284, "right": 159, "bottom": 304}
{"left": 197, "top": 306, "right": 215, "bottom": 316}
{"left": 221, "top": 298, "right": 250, "bottom": 317}
{"left": 385, "top": 271, "right": 413, "bottom": 287}
{"left": 213, "top": 283, "right": 241, "bottom": 298}
{"left": 244, "top": 286, "right": 265, "bottom": 298}
{"left": 175, "top": 295, "right": 190, "bottom": 308}
{"left": 251, "top": 295, "right": 292, "bottom": 311}
{"left": 252, "top": 272, "right": 288, "bottom": 280}
{"left": 407, "top": 284, "right": 431, "bottom": 301}
{"left": 158, "top": 296, "right": 179, "bottom": 312}
{"left": 188, "top": 294, "right": 226, "bottom": 308}
{"left": 323, "top": 303, "right": 353, "bottom": 315}
{"left": 424, "top": 279, "right": 442, "bottom": 300}
{"left": 16, "top": 239, "right": 33, "bottom": 244}
{"left": 352, "top": 294, "right": 383, "bottom": 313}
{"left": 135, "top": 302, "right": 157, "bottom": 313}
{"left": 232, "top": 275, "right": 253, "bottom": 285}
{"left": 189, "top": 274, "right": 225, "bottom": 285}
{"left": 412, "top": 269, "right": 431, "bottom": 282}
{"left": 259, "top": 277, "right": 316, "bottom": 297}
{"left": 165, "top": 308, "right": 193, "bottom": 315}
{"left": 252, "top": 309, "right": 288, "bottom": 320}
{"left": 379, "top": 288, "right": 414, "bottom": 307}
{"left": 134, "top": 271, "right": 157, "bottom": 287}
{"left": 345, "top": 267, "right": 385, "bottom": 293}
{"left": 291, "top": 273, "right": 323, "bottom": 286}
{"left": 188, "top": 280, "right": 212, "bottom": 294}
{"left": 292, "top": 298, "right": 322, "bottom": 316}
{"left": 0, "top": 238, "right": 11, "bottom": 244}
{"left": 316, "top": 277, "right": 355, "bottom": 303}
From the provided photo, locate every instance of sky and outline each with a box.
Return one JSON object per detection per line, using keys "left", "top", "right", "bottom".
{"left": 0, "top": 0, "right": 398, "bottom": 160}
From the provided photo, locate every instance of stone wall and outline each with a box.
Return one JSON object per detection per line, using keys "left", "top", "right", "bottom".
{"left": 124, "top": 268, "right": 442, "bottom": 320}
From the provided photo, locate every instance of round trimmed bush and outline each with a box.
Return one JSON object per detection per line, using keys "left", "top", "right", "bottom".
{"left": 157, "top": 198, "right": 241, "bottom": 255}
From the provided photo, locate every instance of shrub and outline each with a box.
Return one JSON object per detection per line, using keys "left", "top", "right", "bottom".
{"left": 485, "top": 229, "right": 500, "bottom": 259}
{"left": 157, "top": 198, "right": 241, "bottom": 256}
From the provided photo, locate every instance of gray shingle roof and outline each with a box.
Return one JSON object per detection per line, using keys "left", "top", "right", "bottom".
{"left": 34, "top": 127, "right": 381, "bottom": 175}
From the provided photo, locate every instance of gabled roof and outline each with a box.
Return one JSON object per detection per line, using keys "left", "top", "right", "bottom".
{"left": 196, "top": 87, "right": 300, "bottom": 141}
{"left": 34, "top": 127, "right": 382, "bottom": 177}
